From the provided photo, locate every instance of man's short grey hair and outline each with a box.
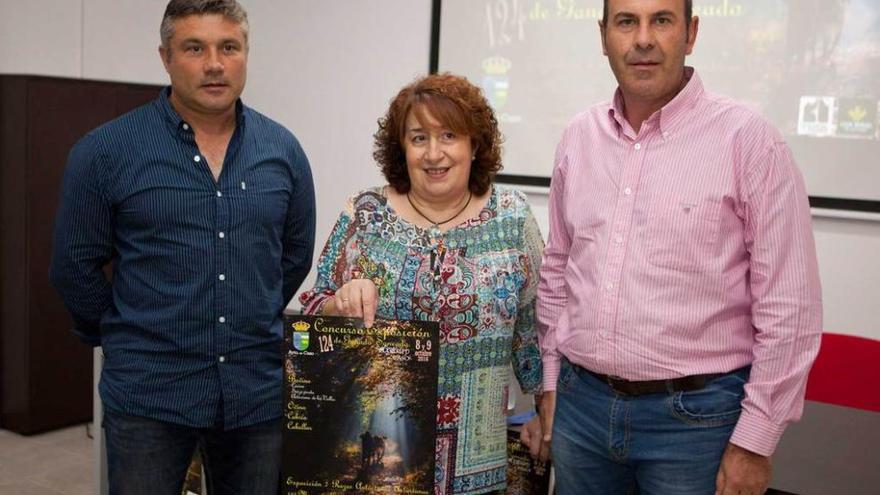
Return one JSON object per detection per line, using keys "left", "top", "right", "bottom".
{"left": 160, "top": 0, "right": 249, "bottom": 48}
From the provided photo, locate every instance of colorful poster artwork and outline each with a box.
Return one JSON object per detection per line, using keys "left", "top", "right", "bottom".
{"left": 282, "top": 315, "right": 440, "bottom": 495}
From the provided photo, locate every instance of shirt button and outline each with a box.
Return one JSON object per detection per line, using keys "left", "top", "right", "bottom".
{"left": 615, "top": 235, "right": 624, "bottom": 244}
{"left": 218, "top": 316, "right": 226, "bottom": 323}
{"left": 218, "top": 232, "right": 225, "bottom": 239}
{"left": 216, "top": 191, "right": 222, "bottom": 197}
{"left": 182, "top": 123, "right": 189, "bottom": 130}
{"left": 634, "top": 143, "right": 641, "bottom": 150}
{"left": 218, "top": 274, "right": 226, "bottom": 281}
{"left": 624, "top": 187, "right": 632, "bottom": 196}
{"left": 194, "top": 155, "right": 201, "bottom": 162}
{"left": 218, "top": 356, "right": 226, "bottom": 363}
{"left": 606, "top": 283, "right": 614, "bottom": 291}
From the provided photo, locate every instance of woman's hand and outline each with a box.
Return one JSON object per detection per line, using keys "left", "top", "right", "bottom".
{"left": 322, "top": 279, "right": 378, "bottom": 327}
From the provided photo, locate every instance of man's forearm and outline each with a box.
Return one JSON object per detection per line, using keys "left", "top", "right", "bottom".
{"left": 50, "top": 265, "right": 111, "bottom": 345}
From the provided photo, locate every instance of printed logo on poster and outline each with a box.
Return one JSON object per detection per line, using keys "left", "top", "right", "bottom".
{"left": 797, "top": 96, "right": 836, "bottom": 137}
{"left": 291, "top": 320, "right": 311, "bottom": 351}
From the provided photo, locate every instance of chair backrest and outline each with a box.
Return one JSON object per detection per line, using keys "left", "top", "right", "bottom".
{"left": 805, "top": 333, "right": 880, "bottom": 412}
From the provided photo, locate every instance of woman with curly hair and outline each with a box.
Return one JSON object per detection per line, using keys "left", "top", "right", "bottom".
{"left": 299, "top": 73, "right": 545, "bottom": 494}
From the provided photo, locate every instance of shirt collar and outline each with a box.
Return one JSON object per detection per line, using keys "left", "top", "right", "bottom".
{"left": 157, "top": 86, "right": 246, "bottom": 137}
{"left": 607, "top": 66, "right": 703, "bottom": 137}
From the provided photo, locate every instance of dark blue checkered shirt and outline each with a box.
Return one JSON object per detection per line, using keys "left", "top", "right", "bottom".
{"left": 50, "top": 88, "right": 315, "bottom": 429}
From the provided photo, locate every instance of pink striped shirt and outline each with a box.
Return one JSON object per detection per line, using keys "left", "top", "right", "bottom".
{"left": 536, "top": 68, "right": 822, "bottom": 456}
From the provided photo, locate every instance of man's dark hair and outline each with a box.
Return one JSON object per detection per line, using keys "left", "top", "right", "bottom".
{"left": 602, "top": 0, "right": 693, "bottom": 26}
{"left": 160, "top": 0, "right": 249, "bottom": 48}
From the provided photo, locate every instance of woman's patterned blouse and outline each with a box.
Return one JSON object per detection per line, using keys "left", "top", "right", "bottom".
{"left": 300, "top": 185, "right": 544, "bottom": 494}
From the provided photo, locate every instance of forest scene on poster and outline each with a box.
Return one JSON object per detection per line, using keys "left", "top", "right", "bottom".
{"left": 282, "top": 315, "right": 440, "bottom": 495}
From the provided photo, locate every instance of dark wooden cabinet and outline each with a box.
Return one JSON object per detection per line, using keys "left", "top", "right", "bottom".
{"left": 0, "top": 76, "right": 161, "bottom": 434}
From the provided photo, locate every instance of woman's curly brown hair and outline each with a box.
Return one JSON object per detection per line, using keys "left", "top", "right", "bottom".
{"left": 373, "top": 73, "right": 503, "bottom": 195}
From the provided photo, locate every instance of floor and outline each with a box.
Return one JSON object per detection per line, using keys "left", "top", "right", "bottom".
{"left": 0, "top": 424, "right": 94, "bottom": 495}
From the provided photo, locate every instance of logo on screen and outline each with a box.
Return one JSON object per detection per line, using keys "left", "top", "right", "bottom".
{"left": 837, "top": 98, "right": 876, "bottom": 138}
{"left": 797, "top": 96, "right": 836, "bottom": 137}
{"left": 482, "top": 56, "right": 512, "bottom": 110}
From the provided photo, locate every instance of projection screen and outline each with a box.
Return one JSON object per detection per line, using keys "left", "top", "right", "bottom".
{"left": 436, "top": 0, "right": 880, "bottom": 211}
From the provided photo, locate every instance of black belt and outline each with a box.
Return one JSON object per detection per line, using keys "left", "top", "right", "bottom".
{"left": 580, "top": 366, "right": 725, "bottom": 396}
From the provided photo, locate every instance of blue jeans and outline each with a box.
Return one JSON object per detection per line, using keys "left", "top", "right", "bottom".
{"left": 551, "top": 359, "right": 749, "bottom": 495}
{"left": 103, "top": 408, "right": 282, "bottom": 495}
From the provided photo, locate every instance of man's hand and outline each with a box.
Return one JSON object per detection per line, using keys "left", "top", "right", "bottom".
{"left": 715, "top": 443, "right": 772, "bottom": 495}
{"left": 531, "top": 391, "right": 556, "bottom": 462}
{"left": 323, "top": 279, "right": 378, "bottom": 327}
{"left": 521, "top": 393, "right": 554, "bottom": 462}
{"left": 520, "top": 414, "right": 545, "bottom": 460}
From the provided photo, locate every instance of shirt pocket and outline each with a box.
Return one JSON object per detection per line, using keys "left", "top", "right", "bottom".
{"left": 646, "top": 196, "right": 721, "bottom": 273}
{"left": 237, "top": 167, "right": 291, "bottom": 231}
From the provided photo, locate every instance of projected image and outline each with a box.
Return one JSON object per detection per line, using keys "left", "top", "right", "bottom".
{"left": 771, "top": 0, "right": 879, "bottom": 140}
{"left": 440, "top": 0, "right": 880, "bottom": 201}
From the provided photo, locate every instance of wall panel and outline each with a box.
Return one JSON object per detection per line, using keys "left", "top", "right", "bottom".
{"left": 0, "top": 0, "right": 83, "bottom": 78}
{"left": 81, "top": 0, "right": 167, "bottom": 84}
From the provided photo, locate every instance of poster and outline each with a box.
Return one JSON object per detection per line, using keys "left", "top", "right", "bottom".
{"left": 506, "top": 429, "right": 551, "bottom": 495}
{"left": 181, "top": 453, "right": 202, "bottom": 495}
{"left": 282, "top": 315, "right": 440, "bottom": 495}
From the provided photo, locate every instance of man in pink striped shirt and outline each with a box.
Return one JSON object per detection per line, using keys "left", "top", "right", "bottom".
{"left": 529, "top": 0, "right": 822, "bottom": 494}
